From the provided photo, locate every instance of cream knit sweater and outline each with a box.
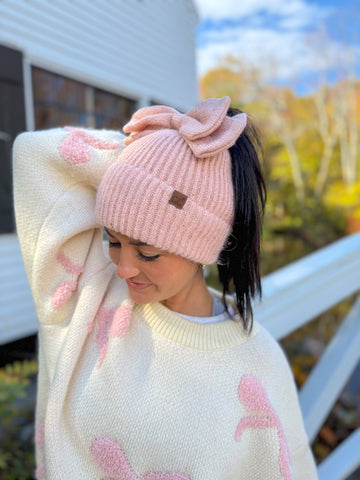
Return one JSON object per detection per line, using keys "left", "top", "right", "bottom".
{"left": 13, "top": 127, "right": 318, "bottom": 480}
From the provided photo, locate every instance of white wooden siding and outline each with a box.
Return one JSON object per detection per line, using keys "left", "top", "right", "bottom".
{"left": 0, "top": 0, "right": 198, "bottom": 111}
{"left": 0, "top": 234, "right": 37, "bottom": 345}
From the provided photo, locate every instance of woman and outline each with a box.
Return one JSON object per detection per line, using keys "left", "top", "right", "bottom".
{"left": 13, "top": 97, "right": 318, "bottom": 479}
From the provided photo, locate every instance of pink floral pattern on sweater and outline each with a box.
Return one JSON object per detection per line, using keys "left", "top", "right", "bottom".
{"left": 35, "top": 421, "right": 45, "bottom": 449}
{"left": 235, "top": 375, "right": 293, "bottom": 480}
{"left": 59, "top": 127, "right": 120, "bottom": 164}
{"left": 51, "top": 252, "right": 84, "bottom": 310}
{"left": 91, "top": 437, "right": 191, "bottom": 480}
{"left": 35, "top": 464, "right": 46, "bottom": 480}
{"left": 88, "top": 300, "right": 133, "bottom": 368}
{"left": 35, "top": 421, "right": 46, "bottom": 479}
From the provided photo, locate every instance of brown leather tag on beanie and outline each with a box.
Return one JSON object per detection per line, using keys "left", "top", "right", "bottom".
{"left": 169, "top": 190, "right": 188, "bottom": 209}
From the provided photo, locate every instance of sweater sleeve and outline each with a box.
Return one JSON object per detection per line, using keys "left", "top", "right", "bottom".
{"left": 13, "top": 127, "right": 124, "bottom": 326}
{"left": 261, "top": 327, "right": 319, "bottom": 480}
{"left": 283, "top": 372, "right": 319, "bottom": 480}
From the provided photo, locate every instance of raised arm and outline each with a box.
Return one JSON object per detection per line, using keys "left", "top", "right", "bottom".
{"left": 13, "top": 127, "right": 124, "bottom": 325}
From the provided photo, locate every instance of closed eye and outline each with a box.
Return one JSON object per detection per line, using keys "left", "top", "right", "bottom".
{"left": 109, "top": 241, "right": 121, "bottom": 248}
{"left": 137, "top": 252, "right": 161, "bottom": 262}
{"left": 108, "top": 240, "right": 160, "bottom": 262}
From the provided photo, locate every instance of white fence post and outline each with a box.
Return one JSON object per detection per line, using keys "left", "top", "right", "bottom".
{"left": 317, "top": 429, "right": 360, "bottom": 480}
{"left": 299, "top": 297, "right": 360, "bottom": 442}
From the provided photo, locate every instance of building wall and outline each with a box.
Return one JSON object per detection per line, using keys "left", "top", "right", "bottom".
{"left": 0, "top": 0, "right": 199, "bottom": 345}
{"left": 0, "top": 0, "right": 199, "bottom": 113}
{"left": 0, "top": 234, "right": 37, "bottom": 345}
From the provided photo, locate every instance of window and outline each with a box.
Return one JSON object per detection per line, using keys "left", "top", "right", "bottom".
{"left": 32, "top": 68, "right": 88, "bottom": 128}
{"left": 0, "top": 45, "right": 26, "bottom": 233}
{"left": 32, "top": 67, "right": 136, "bottom": 130}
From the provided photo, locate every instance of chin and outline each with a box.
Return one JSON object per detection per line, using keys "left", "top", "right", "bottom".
{"left": 128, "top": 291, "right": 154, "bottom": 305}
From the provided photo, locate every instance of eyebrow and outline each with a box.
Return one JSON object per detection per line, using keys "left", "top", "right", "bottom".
{"left": 104, "top": 227, "right": 149, "bottom": 247}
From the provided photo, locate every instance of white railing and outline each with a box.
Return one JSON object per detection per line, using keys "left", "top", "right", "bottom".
{"left": 254, "top": 232, "right": 360, "bottom": 480}
{"left": 1, "top": 232, "right": 360, "bottom": 478}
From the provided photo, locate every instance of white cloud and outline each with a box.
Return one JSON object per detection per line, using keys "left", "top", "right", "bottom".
{"left": 194, "top": 0, "right": 328, "bottom": 23}
{"left": 197, "top": 27, "right": 314, "bottom": 80}
{"left": 194, "top": 0, "right": 339, "bottom": 84}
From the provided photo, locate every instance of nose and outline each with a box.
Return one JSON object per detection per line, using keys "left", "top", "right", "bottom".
{"left": 115, "top": 252, "right": 140, "bottom": 280}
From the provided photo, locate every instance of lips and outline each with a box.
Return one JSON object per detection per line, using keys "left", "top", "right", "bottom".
{"left": 126, "top": 279, "right": 150, "bottom": 290}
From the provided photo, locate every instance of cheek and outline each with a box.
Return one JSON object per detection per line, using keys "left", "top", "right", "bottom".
{"left": 143, "top": 266, "right": 169, "bottom": 284}
{"left": 149, "top": 261, "right": 195, "bottom": 286}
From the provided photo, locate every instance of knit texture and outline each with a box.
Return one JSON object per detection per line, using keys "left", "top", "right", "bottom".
{"left": 95, "top": 97, "right": 247, "bottom": 264}
{"left": 13, "top": 127, "right": 319, "bottom": 480}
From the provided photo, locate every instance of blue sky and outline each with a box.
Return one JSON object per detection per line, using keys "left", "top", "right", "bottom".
{"left": 194, "top": 0, "right": 359, "bottom": 92}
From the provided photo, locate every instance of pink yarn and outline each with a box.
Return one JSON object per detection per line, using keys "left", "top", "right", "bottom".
{"left": 93, "top": 300, "right": 133, "bottom": 368}
{"left": 35, "top": 463, "right": 46, "bottom": 480}
{"left": 57, "top": 252, "right": 84, "bottom": 275}
{"left": 95, "top": 307, "right": 116, "bottom": 368}
{"left": 51, "top": 252, "right": 84, "bottom": 310}
{"left": 91, "top": 437, "right": 190, "bottom": 480}
{"left": 51, "top": 280, "right": 78, "bottom": 310}
{"left": 59, "top": 127, "right": 119, "bottom": 164}
{"left": 35, "top": 422, "right": 45, "bottom": 449}
{"left": 87, "top": 317, "right": 96, "bottom": 333}
{"left": 235, "top": 375, "right": 293, "bottom": 480}
{"left": 109, "top": 305, "right": 132, "bottom": 338}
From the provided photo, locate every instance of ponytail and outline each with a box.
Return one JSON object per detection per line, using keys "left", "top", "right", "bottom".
{"left": 217, "top": 107, "right": 266, "bottom": 332}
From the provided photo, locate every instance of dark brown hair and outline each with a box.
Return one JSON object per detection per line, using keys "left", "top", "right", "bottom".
{"left": 217, "top": 107, "right": 266, "bottom": 332}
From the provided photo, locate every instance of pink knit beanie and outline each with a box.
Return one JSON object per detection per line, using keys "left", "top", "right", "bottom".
{"left": 95, "top": 97, "right": 247, "bottom": 264}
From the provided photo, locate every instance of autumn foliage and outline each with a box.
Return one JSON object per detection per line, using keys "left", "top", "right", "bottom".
{"left": 201, "top": 57, "right": 360, "bottom": 464}
{"left": 201, "top": 57, "right": 360, "bottom": 270}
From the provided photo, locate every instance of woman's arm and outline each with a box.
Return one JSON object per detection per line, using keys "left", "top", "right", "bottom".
{"left": 13, "top": 127, "right": 124, "bottom": 325}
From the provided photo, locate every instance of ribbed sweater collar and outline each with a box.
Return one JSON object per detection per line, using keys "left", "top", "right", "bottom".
{"left": 134, "top": 302, "right": 258, "bottom": 350}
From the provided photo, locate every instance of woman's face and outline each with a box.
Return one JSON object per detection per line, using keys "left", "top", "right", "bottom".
{"left": 105, "top": 228, "right": 210, "bottom": 315}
